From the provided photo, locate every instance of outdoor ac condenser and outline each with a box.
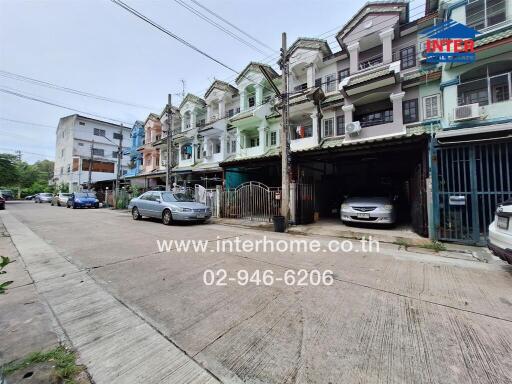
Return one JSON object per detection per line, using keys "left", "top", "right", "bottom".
{"left": 345, "top": 121, "right": 361, "bottom": 136}
{"left": 454, "top": 103, "right": 480, "bottom": 121}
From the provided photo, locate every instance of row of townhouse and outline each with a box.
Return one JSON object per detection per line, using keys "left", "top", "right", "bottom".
{"left": 125, "top": 0, "right": 512, "bottom": 245}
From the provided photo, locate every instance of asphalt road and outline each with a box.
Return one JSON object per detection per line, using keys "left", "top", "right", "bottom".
{"left": 3, "top": 201, "right": 512, "bottom": 384}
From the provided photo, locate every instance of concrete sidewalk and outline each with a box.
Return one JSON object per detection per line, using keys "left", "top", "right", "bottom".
{"left": 0, "top": 211, "right": 220, "bottom": 384}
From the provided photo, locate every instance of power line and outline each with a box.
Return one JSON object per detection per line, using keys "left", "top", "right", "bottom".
{"left": 189, "top": 0, "right": 277, "bottom": 53}
{"left": 172, "top": 0, "right": 270, "bottom": 56}
{"left": 110, "top": 0, "right": 238, "bottom": 74}
{"left": 0, "top": 70, "right": 158, "bottom": 110}
{"left": 0, "top": 87, "right": 135, "bottom": 126}
{"left": 0, "top": 117, "right": 55, "bottom": 129}
{"left": 0, "top": 147, "right": 54, "bottom": 159}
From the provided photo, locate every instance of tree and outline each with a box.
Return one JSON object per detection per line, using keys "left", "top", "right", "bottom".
{"left": 0, "top": 154, "right": 19, "bottom": 187}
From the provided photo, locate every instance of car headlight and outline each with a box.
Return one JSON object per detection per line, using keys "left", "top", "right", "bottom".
{"left": 341, "top": 204, "right": 349, "bottom": 210}
{"left": 95, "top": 199, "right": 99, "bottom": 203}
{"left": 383, "top": 204, "right": 393, "bottom": 211}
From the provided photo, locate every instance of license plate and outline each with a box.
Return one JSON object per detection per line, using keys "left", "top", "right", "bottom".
{"left": 497, "top": 216, "right": 509, "bottom": 230}
{"left": 197, "top": 213, "right": 205, "bottom": 218}
{"left": 356, "top": 213, "right": 370, "bottom": 219}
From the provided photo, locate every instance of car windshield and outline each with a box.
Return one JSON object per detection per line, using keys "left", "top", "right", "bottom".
{"left": 174, "top": 193, "right": 194, "bottom": 202}
{"left": 41, "top": 193, "right": 53, "bottom": 197}
{"left": 75, "top": 193, "right": 96, "bottom": 198}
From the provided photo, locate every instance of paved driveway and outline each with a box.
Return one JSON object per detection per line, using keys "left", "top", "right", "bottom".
{"left": 3, "top": 201, "right": 512, "bottom": 384}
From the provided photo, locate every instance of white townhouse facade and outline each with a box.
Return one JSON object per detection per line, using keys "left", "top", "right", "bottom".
{"left": 53, "top": 114, "right": 131, "bottom": 192}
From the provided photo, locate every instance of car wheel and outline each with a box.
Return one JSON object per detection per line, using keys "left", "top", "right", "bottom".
{"left": 132, "top": 207, "right": 141, "bottom": 220}
{"left": 72, "top": 204, "right": 77, "bottom": 209}
{"left": 162, "top": 209, "right": 173, "bottom": 225}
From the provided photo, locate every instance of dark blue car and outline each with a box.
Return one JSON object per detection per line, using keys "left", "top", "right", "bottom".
{"left": 66, "top": 192, "right": 100, "bottom": 209}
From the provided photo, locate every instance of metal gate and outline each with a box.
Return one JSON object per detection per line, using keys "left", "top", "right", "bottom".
{"left": 296, "top": 183, "right": 315, "bottom": 225}
{"left": 434, "top": 141, "right": 512, "bottom": 244}
{"left": 195, "top": 185, "right": 218, "bottom": 217}
{"left": 220, "top": 181, "right": 281, "bottom": 222}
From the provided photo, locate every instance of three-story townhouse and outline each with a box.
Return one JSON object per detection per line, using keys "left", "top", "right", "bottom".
{"left": 431, "top": 0, "right": 512, "bottom": 244}
{"left": 221, "top": 62, "right": 282, "bottom": 188}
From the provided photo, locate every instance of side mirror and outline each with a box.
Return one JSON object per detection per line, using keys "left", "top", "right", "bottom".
{"left": 156, "top": 198, "right": 162, "bottom": 203}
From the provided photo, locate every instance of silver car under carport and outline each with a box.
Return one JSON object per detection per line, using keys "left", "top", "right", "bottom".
{"left": 340, "top": 196, "right": 396, "bottom": 225}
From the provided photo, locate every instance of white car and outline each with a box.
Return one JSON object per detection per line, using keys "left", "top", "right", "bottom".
{"left": 340, "top": 196, "right": 396, "bottom": 225}
{"left": 488, "top": 199, "right": 512, "bottom": 264}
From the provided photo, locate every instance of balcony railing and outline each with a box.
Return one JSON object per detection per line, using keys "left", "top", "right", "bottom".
{"left": 356, "top": 109, "right": 393, "bottom": 128}
{"left": 359, "top": 54, "right": 383, "bottom": 70}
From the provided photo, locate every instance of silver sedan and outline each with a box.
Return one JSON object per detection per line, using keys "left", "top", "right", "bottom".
{"left": 128, "top": 191, "right": 211, "bottom": 225}
{"left": 340, "top": 196, "right": 396, "bottom": 225}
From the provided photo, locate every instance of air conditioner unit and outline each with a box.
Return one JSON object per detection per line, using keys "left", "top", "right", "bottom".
{"left": 345, "top": 121, "right": 361, "bottom": 136}
{"left": 454, "top": 103, "right": 480, "bottom": 121}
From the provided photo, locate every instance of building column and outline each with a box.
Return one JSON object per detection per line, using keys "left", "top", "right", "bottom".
{"left": 311, "top": 112, "right": 320, "bottom": 145}
{"left": 190, "top": 111, "right": 197, "bottom": 129}
{"left": 347, "top": 42, "right": 360, "bottom": 74}
{"left": 379, "top": 28, "right": 394, "bottom": 64}
{"left": 342, "top": 104, "right": 355, "bottom": 123}
{"left": 206, "top": 105, "right": 212, "bottom": 123}
{"left": 390, "top": 92, "right": 405, "bottom": 126}
{"left": 306, "top": 64, "right": 316, "bottom": 88}
{"left": 220, "top": 134, "right": 226, "bottom": 157}
{"left": 236, "top": 128, "right": 242, "bottom": 156}
{"left": 258, "top": 123, "right": 266, "bottom": 152}
{"left": 239, "top": 90, "right": 246, "bottom": 112}
{"left": 181, "top": 117, "right": 186, "bottom": 132}
{"left": 219, "top": 98, "right": 226, "bottom": 118}
{"left": 255, "top": 84, "right": 264, "bottom": 106}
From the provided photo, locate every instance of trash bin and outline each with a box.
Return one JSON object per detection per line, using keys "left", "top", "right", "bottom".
{"left": 273, "top": 215, "right": 286, "bottom": 232}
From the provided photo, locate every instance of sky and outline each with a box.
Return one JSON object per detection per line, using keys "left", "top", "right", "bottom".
{"left": 0, "top": 0, "right": 425, "bottom": 164}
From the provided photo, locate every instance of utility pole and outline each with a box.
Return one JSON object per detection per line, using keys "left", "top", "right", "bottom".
{"left": 280, "top": 32, "right": 290, "bottom": 228}
{"left": 166, "top": 94, "right": 174, "bottom": 191}
{"left": 115, "top": 125, "right": 123, "bottom": 196}
{"left": 88, "top": 140, "right": 94, "bottom": 190}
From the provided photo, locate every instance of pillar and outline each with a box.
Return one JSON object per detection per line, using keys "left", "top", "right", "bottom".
{"left": 206, "top": 104, "right": 212, "bottom": 123}
{"left": 379, "top": 28, "right": 394, "bottom": 64}
{"left": 342, "top": 104, "right": 355, "bottom": 124}
{"left": 255, "top": 84, "right": 264, "bottom": 106}
{"left": 310, "top": 112, "right": 320, "bottom": 145}
{"left": 219, "top": 98, "right": 226, "bottom": 118}
{"left": 258, "top": 123, "right": 266, "bottom": 152}
{"left": 239, "top": 90, "right": 246, "bottom": 112}
{"left": 236, "top": 128, "right": 242, "bottom": 156}
{"left": 220, "top": 134, "right": 226, "bottom": 157}
{"left": 306, "top": 64, "right": 316, "bottom": 88}
{"left": 347, "top": 42, "right": 360, "bottom": 74}
{"left": 390, "top": 92, "right": 405, "bottom": 126}
{"left": 190, "top": 111, "right": 197, "bottom": 129}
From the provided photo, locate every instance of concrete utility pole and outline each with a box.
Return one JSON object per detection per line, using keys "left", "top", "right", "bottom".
{"left": 88, "top": 140, "right": 94, "bottom": 190}
{"left": 280, "top": 32, "right": 290, "bottom": 227}
{"left": 115, "top": 125, "right": 123, "bottom": 195}
{"left": 166, "top": 94, "right": 174, "bottom": 191}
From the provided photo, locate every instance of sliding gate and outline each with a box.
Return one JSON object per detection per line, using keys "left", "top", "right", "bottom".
{"left": 434, "top": 141, "right": 512, "bottom": 244}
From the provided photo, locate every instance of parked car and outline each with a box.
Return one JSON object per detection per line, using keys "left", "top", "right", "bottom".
{"left": 340, "top": 195, "right": 396, "bottom": 225}
{"left": 51, "top": 192, "right": 72, "bottom": 207}
{"left": 128, "top": 191, "right": 211, "bottom": 225}
{"left": 25, "top": 195, "right": 35, "bottom": 200}
{"left": 66, "top": 192, "right": 99, "bottom": 209}
{"left": 0, "top": 194, "right": 5, "bottom": 210}
{"left": 34, "top": 193, "right": 53, "bottom": 203}
{"left": 488, "top": 199, "right": 512, "bottom": 264}
{"left": 0, "top": 190, "right": 14, "bottom": 200}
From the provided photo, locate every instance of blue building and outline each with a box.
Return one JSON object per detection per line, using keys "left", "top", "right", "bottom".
{"left": 124, "top": 120, "right": 145, "bottom": 177}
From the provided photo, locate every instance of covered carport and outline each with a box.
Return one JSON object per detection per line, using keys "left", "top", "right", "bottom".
{"left": 293, "top": 132, "right": 430, "bottom": 236}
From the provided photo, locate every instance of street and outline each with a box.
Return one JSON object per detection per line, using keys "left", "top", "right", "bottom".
{"left": 2, "top": 201, "right": 512, "bottom": 384}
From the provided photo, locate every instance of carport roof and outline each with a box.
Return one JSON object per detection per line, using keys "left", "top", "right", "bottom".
{"left": 220, "top": 147, "right": 280, "bottom": 166}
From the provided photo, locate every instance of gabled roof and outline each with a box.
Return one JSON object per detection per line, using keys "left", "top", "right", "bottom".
{"left": 179, "top": 93, "right": 206, "bottom": 110}
{"left": 287, "top": 37, "right": 332, "bottom": 58}
{"left": 158, "top": 104, "right": 180, "bottom": 119}
{"left": 144, "top": 113, "right": 160, "bottom": 126}
{"left": 235, "top": 62, "right": 279, "bottom": 84}
{"left": 204, "top": 80, "right": 238, "bottom": 99}
{"left": 335, "top": 1, "right": 409, "bottom": 46}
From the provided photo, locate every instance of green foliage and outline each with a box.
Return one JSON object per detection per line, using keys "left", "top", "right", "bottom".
{"left": 419, "top": 240, "right": 447, "bottom": 252}
{"left": 0, "top": 153, "right": 55, "bottom": 197}
{"left": 3, "top": 346, "right": 81, "bottom": 382}
{"left": 0, "top": 255, "right": 13, "bottom": 294}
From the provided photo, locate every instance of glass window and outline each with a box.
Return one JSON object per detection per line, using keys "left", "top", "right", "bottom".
{"left": 490, "top": 74, "right": 510, "bottom": 103}
{"left": 161, "top": 192, "right": 176, "bottom": 202}
{"left": 248, "top": 96, "right": 255, "bottom": 108}
{"left": 400, "top": 46, "right": 416, "bottom": 70}
{"left": 92, "top": 148, "right": 104, "bottom": 156}
{"left": 294, "top": 83, "right": 307, "bottom": 92}
{"left": 458, "top": 79, "right": 489, "bottom": 106}
{"left": 324, "top": 74, "right": 337, "bottom": 92}
{"left": 93, "top": 128, "right": 105, "bottom": 137}
{"left": 270, "top": 131, "right": 277, "bottom": 145}
{"left": 112, "top": 151, "right": 118, "bottom": 158}
{"left": 467, "top": 0, "right": 506, "bottom": 29}
{"left": 249, "top": 137, "right": 259, "bottom": 147}
{"left": 323, "top": 118, "right": 334, "bottom": 137}
{"left": 113, "top": 132, "right": 123, "bottom": 140}
{"left": 356, "top": 110, "right": 393, "bottom": 127}
{"left": 403, "top": 99, "right": 419, "bottom": 123}
{"left": 423, "top": 95, "right": 441, "bottom": 119}
{"left": 315, "top": 78, "right": 322, "bottom": 88}
{"left": 336, "top": 115, "right": 345, "bottom": 136}
{"left": 338, "top": 69, "right": 350, "bottom": 82}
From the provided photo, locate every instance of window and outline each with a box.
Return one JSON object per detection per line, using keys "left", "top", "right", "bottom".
{"left": 197, "top": 144, "right": 202, "bottom": 159}
{"left": 236, "top": 107, "right": 240, "bottom": 113}
{"left": 324, "top": 74, "right": 337, "bottom": 92}
{"left": 336, "top": 115, "right": 345, "bottom": 136}
{"left": 231, "top": 139, "right": 237, "bottom": 153}
{"left": 403, "top": 99, "right": 419, "bottom": 123}
{"left": 112, "top": 151, "right": 119, "bottom": 159}
{"left": 113, "top": 132, "right": 122, "bottom": 140}
{"left": 248, "top": 96, "right": 255, "bottom": 108}
{"left": 92, "top": 148, "right": 104, "bottom": 156}
{"left": 79, "top": 121, "right": 85, "bottom": 126}
{"left": 323, "top": 118, "right": 334, "bottom": 138}
{"left": 94, "top": 128, "right": 105, "bottom": 137}
{"left": 294, "top": 83, "right": 307, "bottom": 92}
{"left": 249, "top": 137, "right": 259, "bottom": 147}
{"left": 423, "top": 95, "right": 441, "bottom": 119}
{"left": 338, "top": 69, "right": 349, "bottom": 82}
{"left": 356, "top": 110, "right": 393, "bottom": 127}
{"left": 491, "top": 74, "right": 510, "bottom": 103}
{"left": 315, "top": 78, "right": 322, "bottom": 88}
{"left": 466, "top": 0, "right": 506, "bottom": 30}
{"left": 400, "top": 46, "right": 416, "bottom": 70}
{"left": 292, "top": 123, "right": 313, "bottom": 139}
{"left": 270, "top": 131, "right": 277, "bottom": 146}
{"left": 214, "top": 142, "right": 221, "bottom": 153}
{"left": 227, "top": 109, "right": 234, "bottom": 117}
{"left": 78, "top": 142, "right": 84, "bottom": 146}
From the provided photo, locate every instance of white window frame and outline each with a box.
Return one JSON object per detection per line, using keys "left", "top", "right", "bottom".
{"left": 324, "top": 74, "right": 337, "bottom": 93}
{"left": 466, "top": 0, "right": 507, "bottom": 30}
{"left": 323, "top": 117, "right": 334, "bottom": 138}
{"left": 422, "top": 94, "right": 442, "bottom": 120}
{"left": 270, "top": 131, "right": 277, "bottom": 146}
